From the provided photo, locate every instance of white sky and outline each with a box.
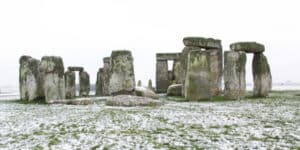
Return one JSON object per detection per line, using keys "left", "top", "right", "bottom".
{"left": 0, "top": 0, "right": 300, "bottom": 87}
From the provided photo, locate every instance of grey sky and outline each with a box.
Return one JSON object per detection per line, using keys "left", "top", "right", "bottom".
{"left": 0, "top": 0, "right": 299, "bottom": 87}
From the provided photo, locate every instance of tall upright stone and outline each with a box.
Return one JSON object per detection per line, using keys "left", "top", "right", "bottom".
{"left": 95, "top": 68, "right": 103, "bottom": 96}
{"left": 224, "top": 51, "right": 247, "bottom": 99}
{"left": 19, "top": 56, "right": 44, "bottom": 101}
{"left": 184, "top": 50, "right": 211, "bottom": 101}
{"left": 148, "top": 79, "right": 154, "bottom": 91}
{"left": 172, "top": 60, "right": 183, "bottom": 84}
{"left": 180, "top": 46, "right": 202, "bottom": 95}
{"left": 137, "top": 80, "right": 142, "bottom": 87}
{"left": 64, "top": 70, "right": 76, "bottom": 99}
{"left": 252, "top": 53, "right": 272, "bottom": 97}
{"left": 79, "top": 71, "right": 90, "bottom": 97}
{"left": 207, "top": 48, "right": 223, "bottom": 96}
{"left": 156, "top": 60, "right": 169, "bottom": 93}
{"left": 102, "top": 57, "right": 111, "bottom": 96}
{"left": 109, "top": 50, "right": 135, "bottom": 95}
{"left": 39, "top": 56, "right": 65, "bottom": 102}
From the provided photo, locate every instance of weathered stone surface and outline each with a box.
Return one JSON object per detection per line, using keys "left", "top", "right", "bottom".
{"left": 47, "top": 98, "right": 94, "bottom": 105}
{"left": 183, "top": 37, "right": 222, "bottom": 49}
{"left": 95, "top": 68, "right": 103, "bottom": 96}
{"left": 224, "top": 51, "right": 247, "bottom": 99}
{"left": 137, "top": 80, "right": 142, "bottom": 87}
{"left": 180, "top": 46, "right": 202, "bottom": 95}
{"left": 168, "top": 71, "right": 173, "bottom": 83}
{"left": 207, "top": 49, "right": 223, "bottom": 96}
{"left": 102, "top": 57, "right": 111, "bottom": 96}
{"left": 156, "top": 60, "right": 169, "bottom": 93}
{"left": 135, "top": 87, "right": 159, "bottom": 99}
{"left": 79, "top": 71, "right": 90, "bottom": 97}
{"left": 148, "top": 79, "right": 154, "bottom": 91}
{"left": 167, "top": 84, "right": 183, "bottom": 96}
{"left": 19, "top": 56, "right": 44, "bottom": 101}
{"left": 172, "top": 60, "right": 183, "bottom": 84}
{"left": 39, "top": 56, "right": 65, "bottom": 102}
{"left": 68, "top": 66, "right": 84, "bottom": 72}
{"left": 184, "top": 50, "right": 211, "bottom": 101}
{"left": 106, "top": 95, "right": 162, "bottom": 107}
{"left": 156, "top": 53, "right": 181, "bottom": 61}
{"left": 64, "top": 70, "right": 76, "bottom": 99}
{"left": 252, "top": 53, "right": 272, "bottom": 97}
{"left": 109, "top": 50, "right": 135, "bottom": 95}
{"left": 230, "top": 42, "right": 265, "bottom": 53}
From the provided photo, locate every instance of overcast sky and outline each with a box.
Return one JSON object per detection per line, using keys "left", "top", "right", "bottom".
{"left": 0, "top": 0, "right": 299, "bottom": 88}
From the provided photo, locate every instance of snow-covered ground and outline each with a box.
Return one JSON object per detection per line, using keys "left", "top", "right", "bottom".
{"left": 0, "top": 91, "right": 299, "bottom": 149}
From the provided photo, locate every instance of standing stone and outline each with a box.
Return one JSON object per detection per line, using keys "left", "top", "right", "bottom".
{"left": 168, "top": 71, "right": 173, "bottom": 84}
{"left": 39, "top": 56, "right": 65, "bottom": 102}
{"left": 109, "top": 50, "right": 135, "bottom": 95}
{"left": 172, "top": 60, "right": 183, "bottom": 84}
{"left": 102, "top": 57, "right": 111, "bottom": 96}
{"left": 79, "top": 71, "right": 90, "bottom": 97}
{"left": 207, "top": 49, "right": 223, "bottom": 96}
{"left": 180, "top": 46, "right": 202, "bottom": 96}
{"left": 252, "top": 53, "right": 272, "bottom": 97}
{"left": 184, "top": 50, "right": 211, "bottom": 101}
{"left": 64, "top": 70, "right": 76, "bottom": 99}
{"left": 224, "top": 51, "right": 247, "bottom": 99}
{"left": 156, "top": 60, "right": 169, "bottom": 93}
{"left": 148, "top": 79, "right": 154, "bottom": 91}
{"left": 95, "top": 68, "right": 103, "bottom": 96}
{"left": 19, "top": 56, "right": 44, "bottom": 101}
{"left": 137, "top": 80, "right": 142, "bottom": 87}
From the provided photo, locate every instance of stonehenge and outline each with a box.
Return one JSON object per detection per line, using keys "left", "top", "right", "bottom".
{"left": 155, "top": 37, "right": 271, "bottom": 101}
{"left": 19, "top": 37, "right": 272, "bottom": 104}
{"left": 19, "top": 55, "right": 92, "bottom": 102}
{"left": 228, "top": 42, "right": 272, "bottom": 98}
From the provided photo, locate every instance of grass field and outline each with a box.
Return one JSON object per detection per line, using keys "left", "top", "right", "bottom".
{"left": 0, "top": 91, "right": 299, "bottom": 149}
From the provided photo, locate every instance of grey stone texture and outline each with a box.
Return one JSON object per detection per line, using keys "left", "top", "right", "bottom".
{"left": 172, "top": 60, "right": 183, "bottom": 84}
{"left": 183, "top": 37, "right": 222, "bottom": 49}
{"left": 224, "top": 51, "right": 247, "bottom": 99}
{"left": 148, "top": 79, "right": 154, "bottom": 91}
{"left": 184, "top": 50, "right": 211, "bottom": 101}
{"left": 207, "top": 49, "right": 223, "bottom": 96}
{"left": 95, "top": 68, "right": 103, "bottom": 96}
{"left": 156, "top": 60, "right": 169, "bottom": 93}
{"left": 79, "top": 71, "right": 90, "bottom": 97}
{"left": 39, "top": 56, "right": 65, "bottom": 102}
{"left": 108, "top": 50, "right": 135, "bottom": 95}
{"left": 252, "top": 53, "right": 272, "bottom": 97}
{"left": 68, "top": 66, "right": 84, "bottom": 72}
{"left": 135, "top": 87, "right": 159, "bottom": 99}
{"left": 102, "top": 57, "right": 111, "bottom": 96}
{"left": 180, "top": 46, "right": 202, "bottom": 95}
{"left": 64, "top": 70, "right": 76, "bottom": 99}
{"left": 230, "top": 42, "right": 265, "bottom": 53}
{"left": 137, "top": 80, "right": 142, "bottom": 87}
{"left": 167, "top": 84, "right": 183, "bottom": 96}
{"left": 19, "top": 56, "right": 44, "bottom": 101}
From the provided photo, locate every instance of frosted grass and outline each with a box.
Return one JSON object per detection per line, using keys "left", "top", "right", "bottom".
{"left": 0, "top": 91, "right": 299, "bottom": 149}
